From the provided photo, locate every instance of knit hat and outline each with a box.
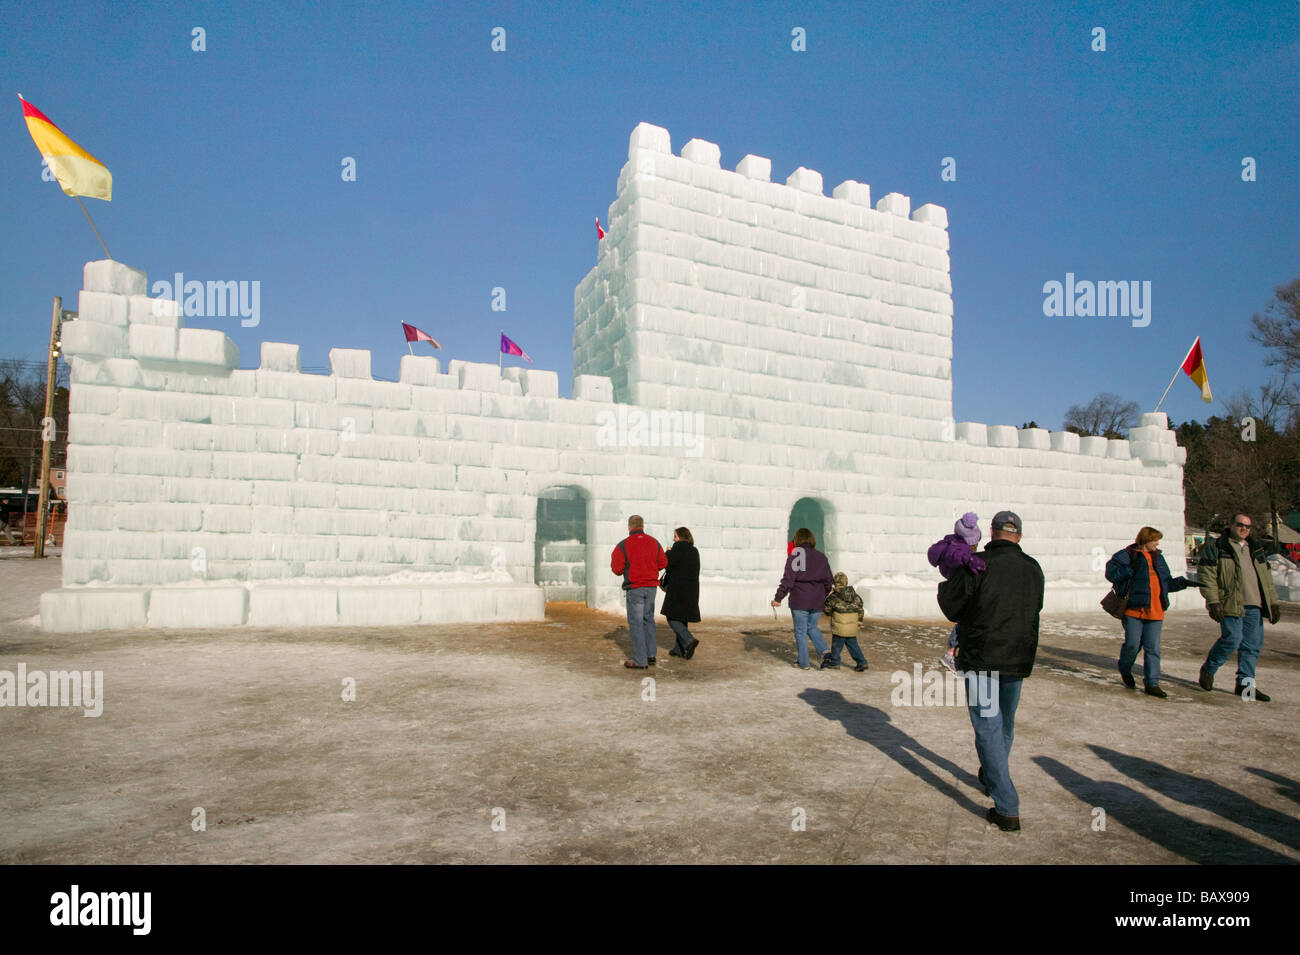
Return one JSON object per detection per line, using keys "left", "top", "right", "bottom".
{"left": 955, "top": 512, "right": 981, "bottom": 547}
{"left": 833, "top": 572, "right": 848, "bottom": 587}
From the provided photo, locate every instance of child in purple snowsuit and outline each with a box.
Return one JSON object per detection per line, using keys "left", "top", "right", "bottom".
{"left": 928, "top": 512, "right": 987, "bottom": 670}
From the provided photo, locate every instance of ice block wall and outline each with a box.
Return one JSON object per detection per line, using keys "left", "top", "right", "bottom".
{"left": 571, "top": 123, "right": 1188, "bottom": 614}
{"left": 575, "top": 122, "right": 953, "bottom": 440}
{"left": 43, "top": 123, "right": 1189, "bottom": 631}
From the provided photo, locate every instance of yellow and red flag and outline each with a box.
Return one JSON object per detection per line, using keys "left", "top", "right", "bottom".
{"left": 1180, "top": 336, "right": 1212, "bottom": 402}
{"left": 19, "top": 94, "right": 112, "bottom": 200}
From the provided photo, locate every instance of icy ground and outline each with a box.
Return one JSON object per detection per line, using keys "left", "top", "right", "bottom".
{"left": 1, "top": 556, "right": 1296, "bottom": 864}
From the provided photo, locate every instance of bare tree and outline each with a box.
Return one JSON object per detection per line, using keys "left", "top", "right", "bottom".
{"left": 1180, "top": 280, "right": 1300, "bottom": 550}
{"left": 1251, "top": 278, "right": 1300, "bottom": 375}
{"left": 1223, "top": 387, "right": 1300, "bottom": 547}
{"left": 1063, "top": 392, "right": 1141, "bottom": 438}
{"left": 0, "top": 359, "right": 68, "bottom": 494}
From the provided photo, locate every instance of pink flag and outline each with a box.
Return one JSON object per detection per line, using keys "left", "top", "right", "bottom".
{"left": 402, "top": 322, "right": 441, "bottom": 348}
{"left": 500, "top": 332, "right": 532, "bottom": 364}
{"left": 595, "top": 217, "right": 606, "bottom": 240}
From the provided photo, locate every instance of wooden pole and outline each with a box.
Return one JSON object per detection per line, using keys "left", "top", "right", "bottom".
{"left": 34, "top": 297, "right": 61, "bottom": 557}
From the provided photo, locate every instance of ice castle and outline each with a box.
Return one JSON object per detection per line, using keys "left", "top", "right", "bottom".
{"left": 40, "top": 122, "right": 1188, "bottom": 631}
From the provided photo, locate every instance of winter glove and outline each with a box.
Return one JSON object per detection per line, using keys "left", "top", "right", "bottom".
{"left": 1207, "top": 603, "right": 1224, "bottom": 623}
{"left": 1270, "top": 605, "right": 1281, "bottom": 625}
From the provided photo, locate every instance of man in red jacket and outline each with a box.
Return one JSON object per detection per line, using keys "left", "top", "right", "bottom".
{"left": 611, "top": 515, "right": 667, "bottom": 669}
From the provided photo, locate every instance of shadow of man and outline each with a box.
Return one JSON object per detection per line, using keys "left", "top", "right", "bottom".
{"left": 1089, "top": 746, "right": 1300, "bottom": 851}
{"left": 1033, "top": 755, "right": 1294, "bottom": 864}
{"left": 601, "top": 626, "right": 635, "bottom": 659}
{"left": 798, "top": 687, "right": 986, "bottom": 821}
{"left": 740, "top": 629, "right": 797, "bottom": 664}
{"left": 1244, "top": 766, "right": 1300, "bottom": 805}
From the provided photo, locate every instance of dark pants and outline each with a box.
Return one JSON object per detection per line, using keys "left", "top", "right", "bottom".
{"left": 829, "top": 635, "right": 866, "bottom": 666}
{"left": 668, "top": 619, "right": 695, "bottom": 654}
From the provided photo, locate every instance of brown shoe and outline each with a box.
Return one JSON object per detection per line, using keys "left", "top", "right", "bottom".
{"left": 987, "top": 807, "right": 1021, "bottom": 832}
{"left": 624, "top": 661, "right": 647, "bottom": 669}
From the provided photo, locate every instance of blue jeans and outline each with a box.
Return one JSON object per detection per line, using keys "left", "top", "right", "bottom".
{"left": 1204, "top": 607, "right": 1263, "bottom": 685}
{"left": 1119, "top": 616, "right": 1163, "bottom": 687}
{"left": 966, "top": 671, "right": 1023, "bottom": 817}
{"left": 829, "top": 635, "right": 866, "bottom": 666}
{"left": 791, "top": 609, "right": 829, "bottom": 668}
{"left": 625, "top": 587, "right": 657, "bottom": 665}
{"left": 668, "top": 619, "right": 695, "bottom": 654}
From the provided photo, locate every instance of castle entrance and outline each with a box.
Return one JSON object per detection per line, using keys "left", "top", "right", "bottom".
{"left": 788, "top": 497, "right": 833, "bottom": 564}
{"left": 535, "top": 486, "right": 589, "bottom": 604}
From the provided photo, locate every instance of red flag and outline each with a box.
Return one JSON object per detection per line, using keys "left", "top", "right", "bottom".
{"left": 402, "top": 322, "right": 441, "bottom": 349}
{"left": 1179, "top": 337, "right": 1212, "bottom": 402}
{"left": 595, "top": 217, "right": 606, "bottom": 240}
{"left": 500, "top": 332, "right": 533, "bottom": 364}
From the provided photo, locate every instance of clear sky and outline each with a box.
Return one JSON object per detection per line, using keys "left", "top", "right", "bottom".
{"left": 1, "top": 0, "right": 1296, "bottom": 432}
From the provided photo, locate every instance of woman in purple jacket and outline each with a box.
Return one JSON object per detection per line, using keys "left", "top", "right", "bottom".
{"left": 772, "top": 527, "right": 835, "bottom": 669}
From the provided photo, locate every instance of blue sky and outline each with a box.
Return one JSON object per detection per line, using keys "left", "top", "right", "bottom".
{"left": 1, "top": 0, "right": 1296, "bottom": 431}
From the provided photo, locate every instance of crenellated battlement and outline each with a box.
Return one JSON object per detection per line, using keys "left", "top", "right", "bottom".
{"left": 43, "top": 122, "right": 1188, "bottom": 633}
{"left": 65, "top": 260, "right": 1183, "bottom": 469}
{"left": 617, "top": 122, "right": 949, "bottom": 234}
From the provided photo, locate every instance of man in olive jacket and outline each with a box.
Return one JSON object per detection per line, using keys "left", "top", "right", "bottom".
{"left": 938, "top": 510, "right": 1045, "bottom": 832}
{"left": 1197, "top": 512, "right": 1282, "bottom": 701}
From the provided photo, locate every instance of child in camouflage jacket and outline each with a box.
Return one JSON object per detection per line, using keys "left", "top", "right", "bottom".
{"left": 822, "top": 572, "right": 868, "bottom": 671}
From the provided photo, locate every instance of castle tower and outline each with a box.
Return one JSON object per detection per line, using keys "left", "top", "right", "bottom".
{"left": 575, "top": 122, "right": 955, "bottom": 441}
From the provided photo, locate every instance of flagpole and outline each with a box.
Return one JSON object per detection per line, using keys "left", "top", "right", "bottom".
{"left": 498, "top": 330, "right": 503, "bottom": 375}
{"left": 1153, "top": 368, "right": 1181, "bottom": 414}
{"left": 75, "top": 197, "right": 111, "bottom": 259}
{"left": 1154, "top": 339, "right": 1198, "bottom": 414}
{"left": 407, "top": 342, "right": 413, "bottom": 356}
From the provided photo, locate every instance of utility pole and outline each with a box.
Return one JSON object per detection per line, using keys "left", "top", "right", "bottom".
{"left": 34, "top": 296, "right": 67, "bottom": 558}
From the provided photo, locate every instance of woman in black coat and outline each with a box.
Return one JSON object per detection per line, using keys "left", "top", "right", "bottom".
{"left": 661, "top": 527, "right": 701, "bottom": 659}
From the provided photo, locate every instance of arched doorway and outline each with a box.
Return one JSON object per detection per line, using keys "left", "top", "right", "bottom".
{"left": 535, "top": 486, "right": 589, "bottom": 603}
{"left": 788, "top": 497, "right": 832, "bottom": 562}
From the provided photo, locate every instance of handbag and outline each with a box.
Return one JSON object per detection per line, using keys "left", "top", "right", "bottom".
{"left": 1100, "top": 587, "right": 1128, "bottom": 620}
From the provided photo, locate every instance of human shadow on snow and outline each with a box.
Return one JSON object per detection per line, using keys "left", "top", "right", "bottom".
{"left": 1088, "top": 745, "right": 1299, "bottom": 851}
{"left": 1035, "top": 644, "right": 1204, "bottom": 691}
{"left": 1034, "top": 644, "right": 1118, "bottom": 673}
{"left": 601, "top": 625, "right": 674, "bottom": 661}
{"left": 1034, "top": 755, "right": 1295, "bottom": 864}
{"left": 739, "top": 629, "right": 799, "bottom": 664}
{"left": 1243, "top": 767, "right": 1300, "bottom": 805}
{"left": 797, "top": 687, "right": 986, "bottom": 822}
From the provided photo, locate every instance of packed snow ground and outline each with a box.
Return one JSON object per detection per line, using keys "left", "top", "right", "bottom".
{"left": 2, "top": 556, "right": 1296, "bottom": 864}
